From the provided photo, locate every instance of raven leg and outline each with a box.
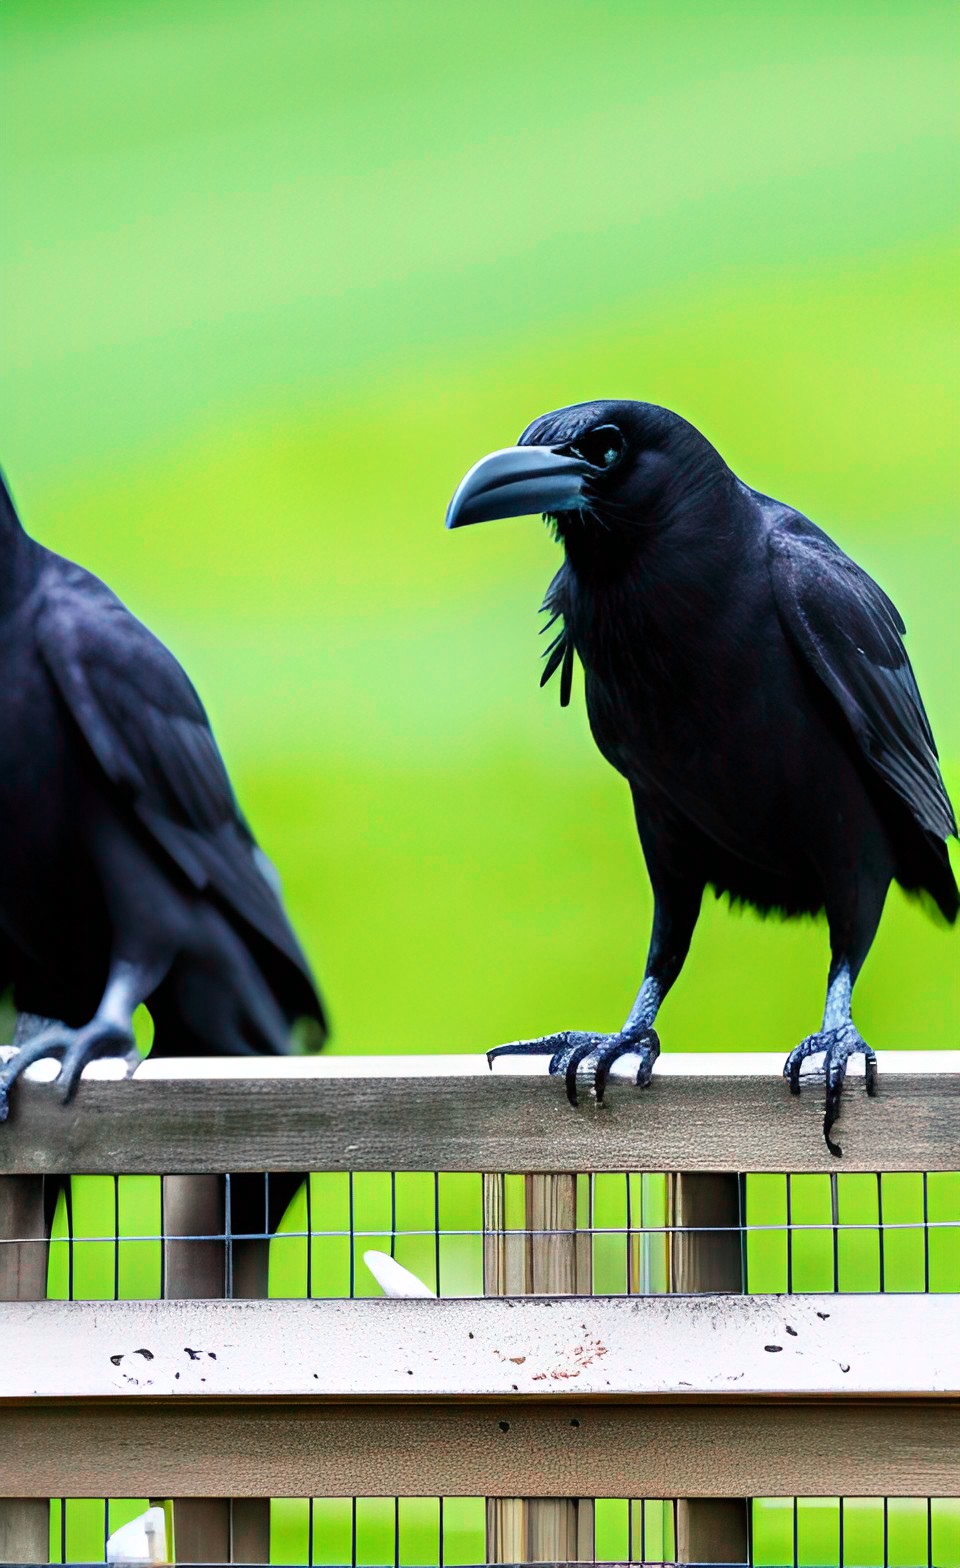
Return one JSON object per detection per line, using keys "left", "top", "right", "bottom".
{"left": 489, "top": 864, "right": 702, "bottom": 1106}
{"left": 783, "top": 879, "right": 885, "bottom": 1156}
{"left": 0, "top": 960, "right": 157, "bottom": 1123}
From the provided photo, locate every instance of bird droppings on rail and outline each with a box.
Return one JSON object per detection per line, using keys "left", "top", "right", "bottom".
{"left": 183, "top": 1347, "right": 202, "bottom": 1359}
{"left": 817, "top": 1311, "right": 831, "bottom": 1319}
{"left": 840, "top": 1363, "right": 850, "bottom": 1373}
{"left": 785, "top": 1326, "right": 798, "bottom": 1337}
{"left": 134, "top": 1348, "right": 154, "bottom": 1359}
{"left": 764, "top": 1345, "right": 783, "bottom": 1353}
{"left": 109, "top": 1354, "right": 123, "bottom": 1366}
{"left": 498, "top": 1420, "right": 510, "bottom": 1432}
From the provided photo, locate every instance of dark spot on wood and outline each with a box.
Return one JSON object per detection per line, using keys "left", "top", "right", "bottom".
{"left": 498, "top": 1420, "right": 510, "bottom": 1433}
{"left": 570, "top": 1418, "right": 581, "bottom": 1428}
{"left": 109, "top": 1354, "right": 123, "bottom": 1366}
{"left": 134, "top": 1348, "right": 154, "bottom": 1360}
{"left": 785, "top": 1326, "right": 798, "bottom": 1337}
{"left": 764, "top": 1345, "right": 783, "bottom": 1352}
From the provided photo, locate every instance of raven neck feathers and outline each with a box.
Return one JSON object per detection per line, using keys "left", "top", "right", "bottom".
{"left": 0, "top": 471, "right": 42, "bottom": 613}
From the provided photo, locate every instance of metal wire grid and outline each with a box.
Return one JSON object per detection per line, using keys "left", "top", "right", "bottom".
{"left": 44, "top": 1496, "right": 960, "bottom": 1567}
{"left": 12, "top": 1169, "right": 958, "bottom": 1300}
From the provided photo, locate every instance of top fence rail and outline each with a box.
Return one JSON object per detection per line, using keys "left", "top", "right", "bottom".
{"left": 0, "top": 1050, "right": 956, "bottom": 1175}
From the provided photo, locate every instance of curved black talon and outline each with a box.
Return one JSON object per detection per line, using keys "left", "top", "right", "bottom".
{"left": 0, "top": 1021, "right": 138, "bottom": 1122}
{"left": 487, "top": 1032, "right": 572, "bottom": 1068}
{"left": 783, "top": 1023, "right": 877, "bottom": 1158}
{"left": 0, "top": 1033, "right": 70, "bottom": 1123}
{"left": 487, "top": 1028, "right": 661, "bottom": 1106}
{"left": 594, "top": 1027, "right": 660, "bottom": 1103}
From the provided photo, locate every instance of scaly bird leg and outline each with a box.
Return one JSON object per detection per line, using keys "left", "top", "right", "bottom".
{"left": 488, "top": 973, "right": 667, "bottom": 1106}
{"left": 783, "top": 961, "right": 878, "bottom": 1157}
{"left": 489, "top": 857, "right": 701, "bottom": 1106}
{"left": 0, "top": 961, "right": 149, "bottom": 1123}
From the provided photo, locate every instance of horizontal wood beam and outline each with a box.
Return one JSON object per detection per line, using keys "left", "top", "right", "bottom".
{"left": 1, "top": 1295, "right": 956, "bottom": 1400}
{"left": 0, "top": 1051, "right": 956, "bottom": 1174}
{"left": 2, "top": 1398, "right": 955, "bottom": 1498}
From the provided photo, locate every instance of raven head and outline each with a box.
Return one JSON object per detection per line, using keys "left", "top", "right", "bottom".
{"left": 445, "top": 400, "right": 725, "bottom": 542}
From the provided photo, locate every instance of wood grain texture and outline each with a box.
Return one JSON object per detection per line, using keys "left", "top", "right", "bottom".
{"left": 2, "top": 1295, "right": 957, "bottom": 1399}
{"left": 669, "top": 1176, "right": 749, "bottom": 1564}
{"left": 0, "top": 1176, "right": 49, "bottom": 1563}
{"left": 483, "top": 1173, "right": 593, "bottom": 1563}
{"left": 0, "top": 1499, "right": 48, "bottom": 1566}
{"left": 0, "top": 1053, "right": 956, "bottom": 1174}
{"left": 668, "top": 1174, "right": 744, "bottom": 1295}
{"left": 161, "top": 1176, "right": 271, "bottom": 1563}
{"left": 678, "top": 1499, "right": 750, "bottom": 1565}
{"left": 2, "top": 1399, "right": 955, "bottom": 1498}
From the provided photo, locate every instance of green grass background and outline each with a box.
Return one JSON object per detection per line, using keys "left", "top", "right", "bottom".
{"left": 3, "top": 0, "right": 957, "bottom": 1059}
{"left": 2, "top": 1, "right": 958, "bottom": 1561}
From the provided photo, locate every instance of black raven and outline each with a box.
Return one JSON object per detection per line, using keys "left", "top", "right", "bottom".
{"left": 0, "top": 471, "right": 326, "bottom": 1119}
{"left": 447, "top": 401, "right": 957, "bottom": 1154}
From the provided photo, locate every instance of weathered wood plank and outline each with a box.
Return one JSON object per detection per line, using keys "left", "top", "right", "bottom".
{"left": 484, "top": 1173, "right": 593, "bottom": 1564}
{"left": 1, "top": 1295, "right": 956, "bottom": 1399}
{"left": 2, "top": 1399, "right": 955, "bottom": 1498}
{"left": 668, "top": 1175, "right": 749, "bottom": 1563}
{"left": 0, "top": 1176, "right": 49, "bottom": 1563}
{"left": 0, "top": 1052, "right": 955, "bottom": 1174}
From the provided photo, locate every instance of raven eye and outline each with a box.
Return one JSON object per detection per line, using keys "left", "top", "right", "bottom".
{"left": 568, "top": 423, "right": 625, "bottom": 470}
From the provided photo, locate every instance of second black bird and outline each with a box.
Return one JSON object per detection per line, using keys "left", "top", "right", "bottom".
{"left": 446, "top": 400, "right": 957, "bottom": 1154}
{"left": 0, "top": 472, "right": 326, "bottom": 1117}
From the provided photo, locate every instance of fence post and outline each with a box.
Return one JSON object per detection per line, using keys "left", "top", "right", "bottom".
{"left": 0, "top": 1176, "right": 50, "bottom": 1564}
{"left": 483, "top": 1173, "right": 594, "bottom": 1564}
{"left": 669, "top": 1173, "right": 750, "bottom": 1566}
{"left": 161, "top": 1175, "right": 273, "bottom": 1563}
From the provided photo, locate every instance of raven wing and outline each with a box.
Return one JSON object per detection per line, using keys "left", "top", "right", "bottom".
{"left": 36, "top": 556, "right": 325, "bottom": 1031}
{"left": 768, "top": 514, "right": 956, "bottom": 842}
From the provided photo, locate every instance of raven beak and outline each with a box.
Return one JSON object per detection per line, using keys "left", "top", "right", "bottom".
{"left": 445, "top": 445, "right": 592, "bottom": 529}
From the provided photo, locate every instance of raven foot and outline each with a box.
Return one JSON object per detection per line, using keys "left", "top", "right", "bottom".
{"left": 783, "top": 1023, "right": 878, "bottom": 1157}
{"left": 488, "top": 1027, "right": 660, "bottom": 1106}
{"left": 0, "top": 1021, "right": 139, "bottom": 1123}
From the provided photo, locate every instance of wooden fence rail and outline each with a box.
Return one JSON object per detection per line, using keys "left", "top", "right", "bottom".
{"left": 0, "top": 1049, "right": 956, "bottom": 1175}
{"left": 0, "top": 1052, "right": 957, "bottom": 1565}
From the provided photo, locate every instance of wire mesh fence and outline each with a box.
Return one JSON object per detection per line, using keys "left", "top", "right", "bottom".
{"left": 5, "top": 1169, "right": 953, "bottom": 1301}
{"left": 42, "top": 1495, "right": 960, "bottom": 1567}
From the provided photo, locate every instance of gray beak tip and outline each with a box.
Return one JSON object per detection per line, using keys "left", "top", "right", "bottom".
{"left": 444, "top": 445, "right": 591, "bottom": 533}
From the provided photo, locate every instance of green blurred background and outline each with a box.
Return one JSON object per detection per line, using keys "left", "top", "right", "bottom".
{"left": 3, "top": 0, "right": 957, "bottom": 1060}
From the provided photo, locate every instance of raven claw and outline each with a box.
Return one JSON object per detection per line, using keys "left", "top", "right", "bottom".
{"left": 783, "top": 1023, "right": 877, "bottom": 1157}
{"left": 0, "top": 1021, "right": 139, "bottom": 1123}
{"left": 488, "top": 1027, "right": 660, "bottom": 1105}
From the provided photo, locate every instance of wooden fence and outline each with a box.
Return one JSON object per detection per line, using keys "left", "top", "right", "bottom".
{"left": 0, "top": 1050, "right": 957, "bottom": 1565}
